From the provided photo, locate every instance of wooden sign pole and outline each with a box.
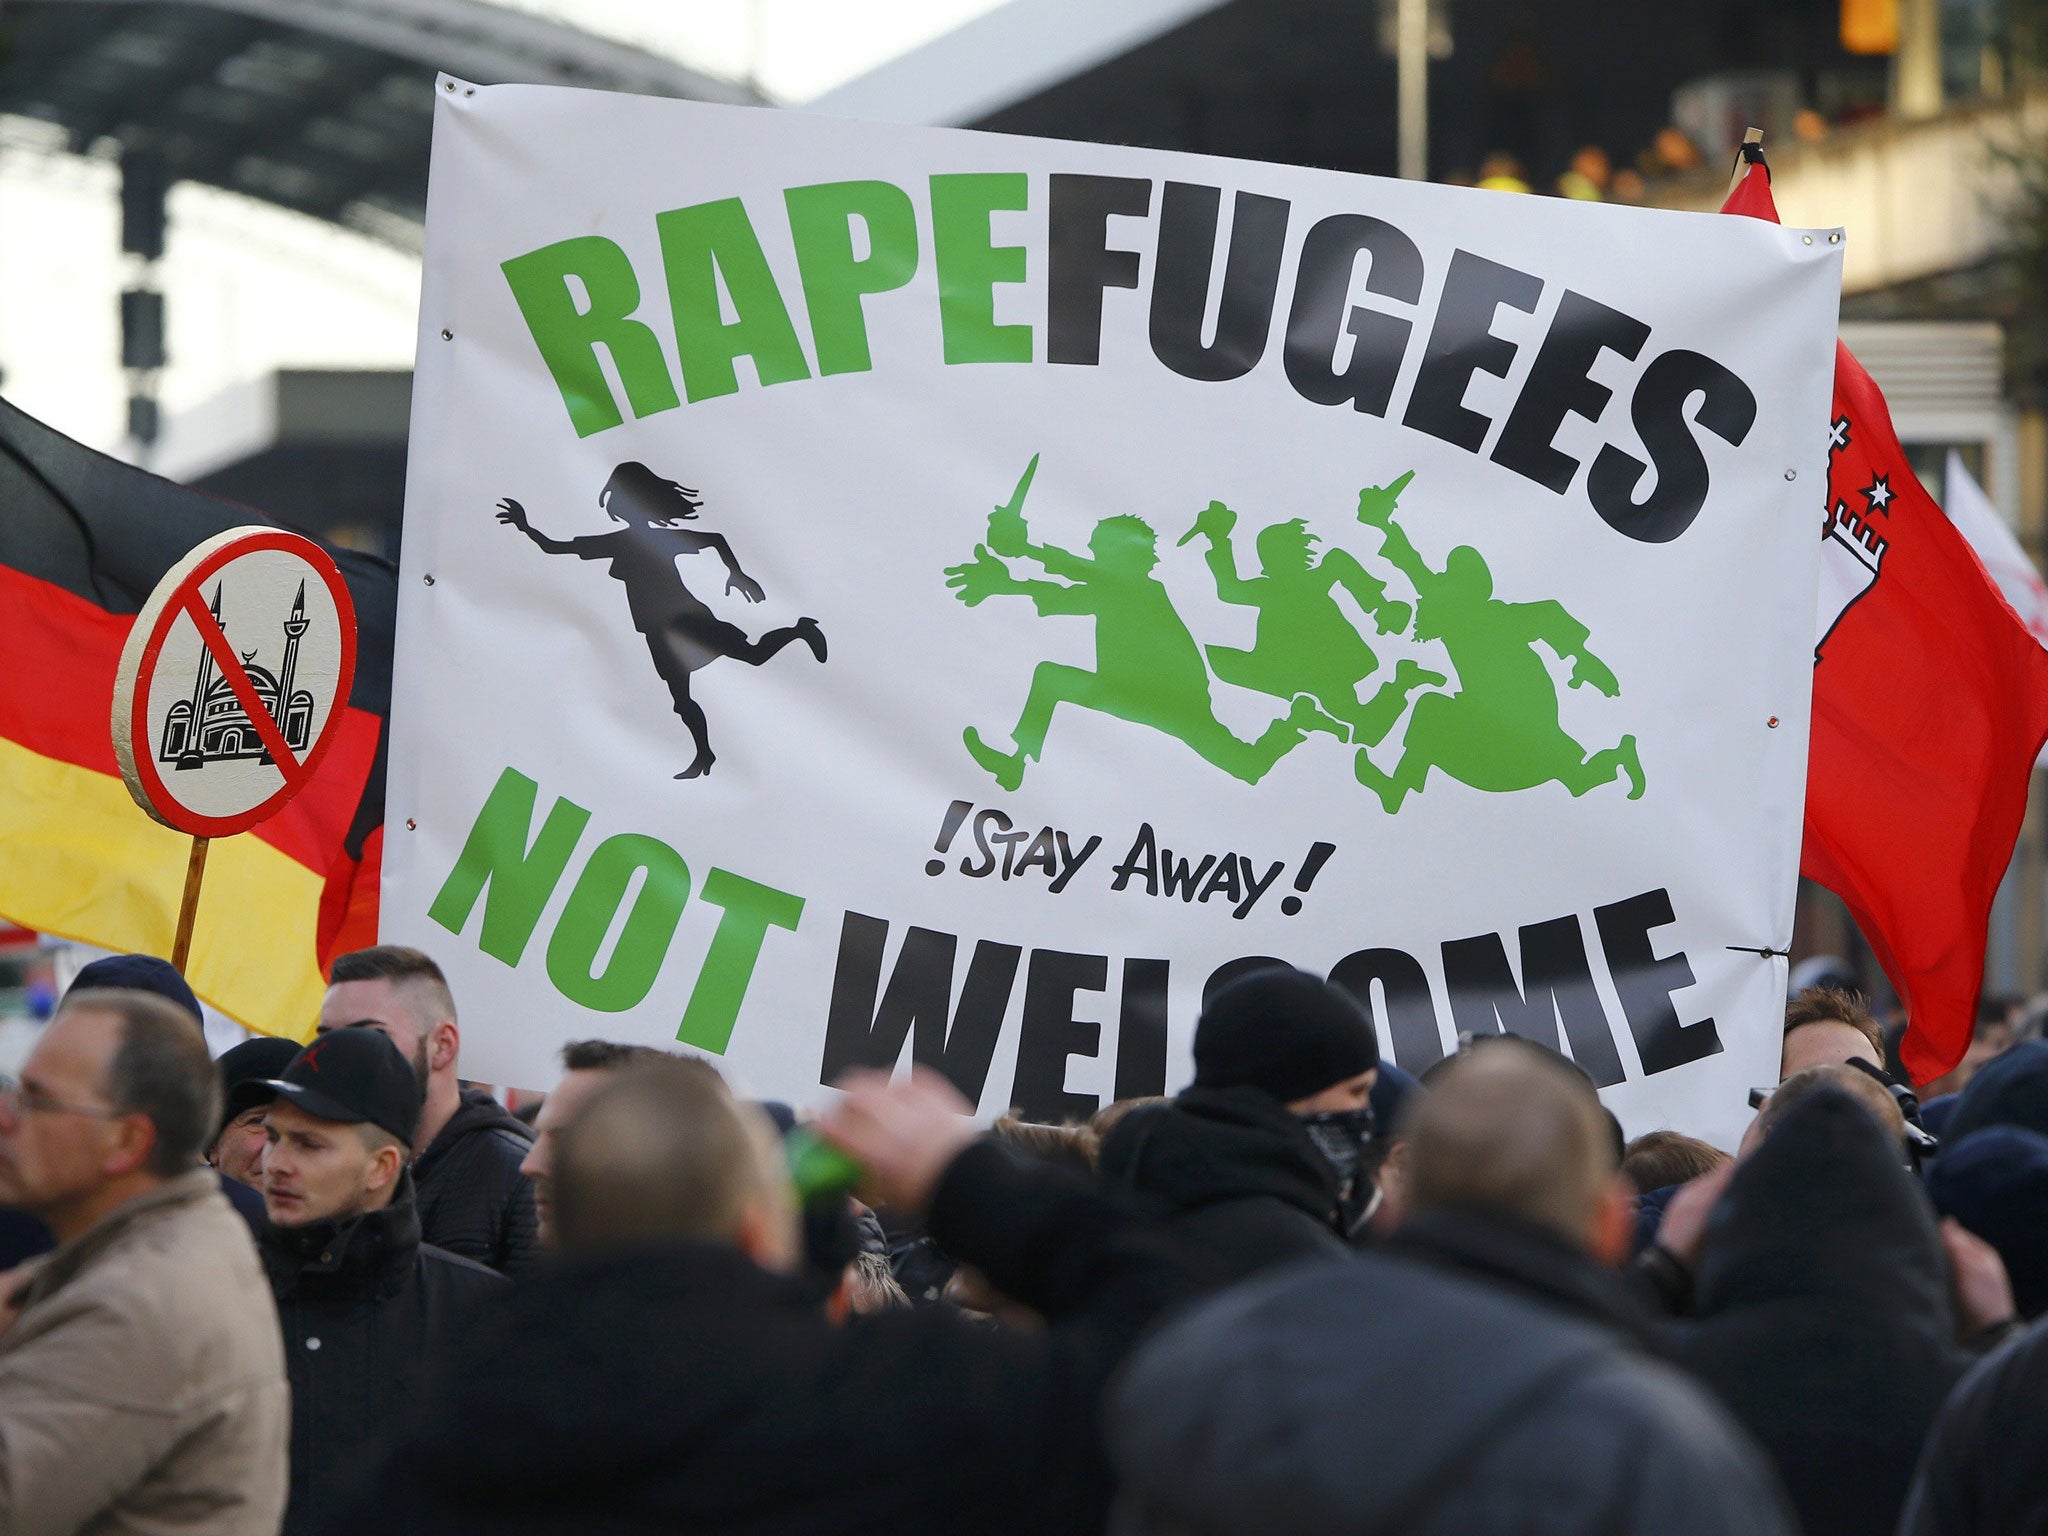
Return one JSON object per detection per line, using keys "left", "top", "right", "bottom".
{"left": 170, "top": 835, "right": 210, "bottom": 973}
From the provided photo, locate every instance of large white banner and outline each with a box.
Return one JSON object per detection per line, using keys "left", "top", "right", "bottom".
{"left": 386, "top": 78, "right": 1842, "bottom": 1147}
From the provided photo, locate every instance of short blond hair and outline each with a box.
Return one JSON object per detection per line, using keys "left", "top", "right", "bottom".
{"left": 553, "top": 1061, "right": 784, "bottom": 1253}
{"left": 993, "top": 1115, "right": 1099, "bottom": 1174}
{"left": 1404, "top": 1039, "right": 1616, "bottom": 1244}
{"left": 1621, "top": 1131, "right": 1728, "bottom": 1194}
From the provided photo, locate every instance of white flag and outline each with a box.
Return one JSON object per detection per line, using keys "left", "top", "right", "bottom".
{"left": 1944, "top": 451, "right": 2048, "bottom": 767}
{"left": 1945, "top": 451, "right": 2048, "bottom": 646}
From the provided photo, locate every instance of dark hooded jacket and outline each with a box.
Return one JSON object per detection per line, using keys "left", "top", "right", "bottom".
{"left": 262, "top": 1171, "right": 508, "bottom": 1536}
{"left": 324, "top": 1138, "right": 1191, "bottom": 1536}
{"left": 1670, "top": 1089, "right": 1970, "bottom": 1536}
{"left": 1108, "top": 1206, "right": 1794, "bottom": 1536}
{"left": 1899, "top": 1312, "right": 2048, "bottom": 1536}
{"left": 413, "top": 1085, "right": 538, "bottom": 1275}
{"left": 1097, "top": 1084, "right": 1347, "bottom": 1290}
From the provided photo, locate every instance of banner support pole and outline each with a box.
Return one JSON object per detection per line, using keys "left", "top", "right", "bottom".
{"left": 1396, "top": 0, "right": 1429, "bottom": 180}
{"left": 1727, "top": 126, "right": 1764, "bottom": 197}
{"left": 171, "top": 835, "right": 209, "bottom": 973}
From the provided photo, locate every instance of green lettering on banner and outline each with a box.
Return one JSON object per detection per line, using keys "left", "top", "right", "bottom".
{"left": 655, "top": 196, "right": 813, "bottom": 402}
{"left": 676, "top": 869, "right": 807, "bottom": 1053}
{"left": 784, "top": 180, "right": 920, "bottom": 377}
{"left": 546, "top": 834, "right": 693, "bottom": 1012}
{"left": 426, "top": 768, "right": 591, "bottom": 965}
{"left": 501, "top": 237, "right": 681, "bottom": 438}
{"left": 930, "top": 173, "right": 1032, "bottom": 364}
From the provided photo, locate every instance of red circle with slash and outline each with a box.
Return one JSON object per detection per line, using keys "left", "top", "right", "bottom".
{"left": 111, "top": 527, "right": 359, "bottom": 837}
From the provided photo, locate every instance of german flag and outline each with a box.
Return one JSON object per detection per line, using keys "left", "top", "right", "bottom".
{"left": 0, "top": 395, "right": 392, "bottom": 1039}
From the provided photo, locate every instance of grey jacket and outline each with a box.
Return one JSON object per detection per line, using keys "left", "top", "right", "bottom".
{"left": 0, "top": 1170, "right": 289, "bottom": 1536}
{"left": 1107, "top": 1240, "right": 1794, "bottom": 1536}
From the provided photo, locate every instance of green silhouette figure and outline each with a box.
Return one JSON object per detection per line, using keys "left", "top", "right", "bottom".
{"left": 1351, "top": 472, "right": 1645, "bottom": 813}
{"left": 1182, "top": 501, "right": 1445, "bottom": 747}
{"left": 947, "top": 459, "right": 1340, "bottom": 791}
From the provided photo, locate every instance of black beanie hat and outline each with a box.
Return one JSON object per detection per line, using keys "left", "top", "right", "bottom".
{"left": 217, "top": 1035, "right": 307, "bottom": 1133}
{"left": 1192, "top": 967, "right": 1379, "bottom": 1104}
{"left": 70, "top": 954, "right": 202, "bottom": 1029}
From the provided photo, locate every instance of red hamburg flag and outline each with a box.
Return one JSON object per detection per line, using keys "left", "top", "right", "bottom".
{"left": 1725, "top": 151, "right": 2048, "bottom": 1081}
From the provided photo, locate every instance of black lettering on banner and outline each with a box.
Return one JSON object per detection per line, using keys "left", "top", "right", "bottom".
{"left": 1402, "top": 250, "right": 1545, "bottom": 451}
{"left": 1491, "top": 290, "right": 1653, "bottom": 495}
{"left": 1110, "top": 822, "right": 1160, "bottom": 894}
{"left": 1015, "top": 829, "right": 1058, "bottom": 879}
{"left": 1010, "top": 949, "right": 1108, "bottom": 1123}
{"left": 1149, "top": 183, "right": 1291, "bottom": 383}
{"left": 1593, "top": 888, "right": 1723, "bottom": 1073}
{"left": 1282, "top": 214, "right": 1425, "bottom": 415}
{"left": 1114, "top": 957, "right": 1171, "bottom": 1100}
{"left": 1330, "top": 946, "right": 1445, "bottom": 1074}
{"left": 821, "top": 912, "right": 1019, "bottom": 1102}
{"left": 1047, "top": 175, "right": 1153, "bottom": 366}
{"left": 959, "top": 807, "right": 1015, "bottom": 878}
{"left": 1441, "top": 918, "right": 1625, "bottom": 1087}
{"left": 1587, "top": 351, "right": 1758, "bottom": 543}
{"left": 1162, "top": 850, "right": 1215, "bottom": 902}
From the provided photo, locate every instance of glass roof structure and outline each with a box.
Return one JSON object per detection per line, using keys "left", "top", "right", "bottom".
{"left": 0, "top": 0, "right": 761, "bottom": 245}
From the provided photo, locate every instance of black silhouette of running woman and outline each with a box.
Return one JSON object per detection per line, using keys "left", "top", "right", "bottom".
{"left": 496, "top": 462, "right": 826, "bottom": 779}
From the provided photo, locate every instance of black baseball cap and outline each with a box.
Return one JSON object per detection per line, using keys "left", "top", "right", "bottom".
{"left": 261, "top": 1030, "right": 422, "bottom": 1147}
{"left": 217, "top": 1036, "right": 305, "bottom": 1132}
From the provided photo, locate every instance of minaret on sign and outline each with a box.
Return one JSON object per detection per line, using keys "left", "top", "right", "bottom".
{"left": 174, "top": 584, "right": 224, "bottom": 769}
{"left": 278, "top": 580, "right": 307, "bottom": 719}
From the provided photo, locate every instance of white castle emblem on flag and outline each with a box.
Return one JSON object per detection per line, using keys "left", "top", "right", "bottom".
{"left": 1815, "top": 415, "right": 1893, "bottom": 660}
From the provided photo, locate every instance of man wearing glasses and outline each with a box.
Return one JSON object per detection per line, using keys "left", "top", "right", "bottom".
{"left": 0, "top": 987, "right": 288, "bottom": 1535}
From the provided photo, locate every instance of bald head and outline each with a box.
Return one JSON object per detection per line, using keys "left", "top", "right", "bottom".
{"left": 1404, "top": 1040, "right": 1619, "bottom": 1247}
{"left": 1751, "top": 1063, "right": 1905, "bottom": 1151}
{"left": 552, "top": 1061, "right": 795, "bottom": 1266}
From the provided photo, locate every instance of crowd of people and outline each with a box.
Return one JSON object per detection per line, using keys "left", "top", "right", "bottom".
{"left": 1, "top": 944, "right": 2046, "bottom": 1534}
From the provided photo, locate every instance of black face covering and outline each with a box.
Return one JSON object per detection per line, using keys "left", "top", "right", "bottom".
{"left": 1299, "top": 1105, "right": 1377, "bottom": 1192}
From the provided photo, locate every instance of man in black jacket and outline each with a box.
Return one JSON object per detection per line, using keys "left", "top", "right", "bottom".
{"left": 1098, "top": 965, "right": 1377, "bottom": 1289}
{"left": 344, "top": 1062, "right": 1189, "bottom": 1536}
{"left": 259, "top": 1028, "right": 508, "bottom": 1536}
{"left": 1108, "top": 1038, "right": 1795, "bottom": 1536}
{"left": 318, "top": 946, "right": 537, "bottom": 1273}
{"left": 1900, "top": 1311, "right": 2048, "bottom": 1534}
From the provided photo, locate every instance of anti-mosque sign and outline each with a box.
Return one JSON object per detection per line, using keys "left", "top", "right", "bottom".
{"left": 384, "top": 78, "right": 1841, "bottom": 1146}
{"left": 112, "top": 526, "right": 359, "bottom": 971}
{"left": 113, "top": 529, "right": 357, "bottom": 839}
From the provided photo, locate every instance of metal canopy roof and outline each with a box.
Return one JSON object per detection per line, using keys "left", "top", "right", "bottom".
{"left": 0, "top": 0, "right": 760, "bottom": 246}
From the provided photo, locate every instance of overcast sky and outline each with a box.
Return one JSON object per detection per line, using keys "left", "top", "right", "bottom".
{"left": 0, "top": 0, "right": 1005, "bottom": 457}
{"left": 493, "top": 0, "right": 1006, "bottom": 101}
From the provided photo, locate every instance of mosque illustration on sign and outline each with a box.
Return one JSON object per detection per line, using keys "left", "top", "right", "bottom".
{"left": 158, "top": 581, "right": 315, "bottom": 770}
